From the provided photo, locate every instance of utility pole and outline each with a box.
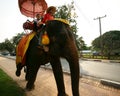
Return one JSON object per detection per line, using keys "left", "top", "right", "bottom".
{"left": 94, "top": 15, "right": 106, "bottom": 56}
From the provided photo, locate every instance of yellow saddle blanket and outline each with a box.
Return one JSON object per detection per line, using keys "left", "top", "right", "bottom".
{"left": 55, "top": 18, "right": 69, "bottom": 25}
{"left": 16, "top": 31, "right": 36, "bottom": 65}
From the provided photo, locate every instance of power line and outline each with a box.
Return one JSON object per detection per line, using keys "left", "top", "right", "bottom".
{"left": 94, "top": 15, "right": 107, "bottom": 56}
{"left": 74, "top": 0, "right": 90, "bottom": 23}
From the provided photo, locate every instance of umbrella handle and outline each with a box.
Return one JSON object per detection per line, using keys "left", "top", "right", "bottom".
{"left": 31, "top": 1, "right": 36, "bottom": 19}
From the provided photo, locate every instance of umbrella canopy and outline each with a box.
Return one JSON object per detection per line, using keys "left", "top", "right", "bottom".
{"left": 18, "top": 0, "right": 48, "bottom": 18}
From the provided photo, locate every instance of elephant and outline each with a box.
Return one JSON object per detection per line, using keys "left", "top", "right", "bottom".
{"left": 16, "top": 19, "right": 80, "bottom": 96}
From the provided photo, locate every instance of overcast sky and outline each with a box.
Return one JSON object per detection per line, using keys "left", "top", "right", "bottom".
{"left": 0, "top": 0, "right": 120, "bottom": 46}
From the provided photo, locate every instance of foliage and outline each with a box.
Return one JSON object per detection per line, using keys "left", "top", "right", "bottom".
{"left": 55, "top": 2, "right": 78, "bottom": 34}
{"left": 0, "top": 39, "right": 15, "bottom": 53}
{"left": 0, "top": 32, "right": 25, "bottom": 53}
{"left": 0, "top": 68, "right": 25, "bottom": 96}
{"left": 12, "top": 32, "right": 25, "bottom": 46}
{"left": 92, "top": 30, "right": 120, "bottom": 59}
{"left": 76, "top": 36, "right": 88, "bottom": 50}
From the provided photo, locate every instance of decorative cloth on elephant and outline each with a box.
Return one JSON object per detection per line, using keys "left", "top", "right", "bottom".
{"left": 16, "top": 32, "right": 36, "bottom": 65}
{"left": 41, "top": 31, "right": 49, "bottom": 45}
{"left": 16, "top": 31, "right": 50, "bottom": 65}
{"left": 54, "top": 18, "right": 69, "bottom": 25}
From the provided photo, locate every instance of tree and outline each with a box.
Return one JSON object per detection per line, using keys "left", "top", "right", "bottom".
{"left": 55, "top": 2, "right": 78, "bottom": 34}
{"left": 0, "top": 32, "right": 25, "bottom": 53}
{"left": 0, "top": 39, "right": 15, "bottom": 53}
{"left": 12, "top": 32, "right": 25, "bottom": 46}
{"left": 92, "top": 30, "right": 120, "bottom": 59}
{"left": 76, "top": 36, "right": 87, "bottom": 50}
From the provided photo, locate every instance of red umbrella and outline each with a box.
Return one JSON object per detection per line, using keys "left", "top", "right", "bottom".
{"left": 18, "top": 0, "right": 48, "bottom": 18}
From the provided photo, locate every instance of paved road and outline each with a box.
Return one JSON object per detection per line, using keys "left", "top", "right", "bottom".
{"left": 80, "top": 60, "right": 120, "bottom": 82}
{"left": 2, "top": 55, "right": 120, "bottom": 82}
{"left": 0, "top": 56, "right": 120, "bottom": 96}
{"left": 59, "top": 59, "right": 120, "bottom": 82}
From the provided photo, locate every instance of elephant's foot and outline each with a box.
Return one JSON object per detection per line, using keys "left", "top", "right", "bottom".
{"left": 26, "top": 83, "right": 35, "bottom": 91}
{"left": 66, "top": 94, "right": 69, "bottom": 96}
{"left": 15, "top": 64, "right": 23, "bottom": 77}
{"left": 25, "top": 86, "right": 34, "bottom": 91}
{"left": 15, "top": 69, "right": 21, "bottom": 77}
{"left": 58, "top": 93, "right": 69, "bottom": 96}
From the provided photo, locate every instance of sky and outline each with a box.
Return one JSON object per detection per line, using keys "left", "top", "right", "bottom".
{"left": 0, "top": 0, "right": 120, "bottom": 46}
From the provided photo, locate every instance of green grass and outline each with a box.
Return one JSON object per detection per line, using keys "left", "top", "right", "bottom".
{"left": 0, "top": 68, "right": 26, "bottom": 96}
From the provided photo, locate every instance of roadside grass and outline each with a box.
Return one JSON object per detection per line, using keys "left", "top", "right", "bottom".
{"left": 0, "top": 68, "right": 26, "bottom": 96}
{"left": 82, "top": 54, "right": 120, "bottom": 60}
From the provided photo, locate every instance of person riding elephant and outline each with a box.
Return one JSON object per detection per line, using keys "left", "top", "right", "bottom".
{"left": 37, "top": 6, "right": 56, "bottom": 51}
{"left": 38, "top": 6, "right": 56, "bottom": 25}
{"left": 33, "top": 13, "right": 42, "bottom": 31}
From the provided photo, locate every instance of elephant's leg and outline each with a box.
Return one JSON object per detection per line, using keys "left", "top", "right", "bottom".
{"left": 26, "top": 63, "right": 40, "bottom": 90}
{"left": 67, "top": 57, "right": 80, "bottom": 96}
{"left": 15, "top": 63, "right": 24, "bottom": 77}
{"left": 25, "top": 65, "right": 30, "bottom": 81}
{"left": 64, "top": 45, "right": 80, "bottom": 96}
{"left": 50, "top": 57, "right": 68, "bottom": 96}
